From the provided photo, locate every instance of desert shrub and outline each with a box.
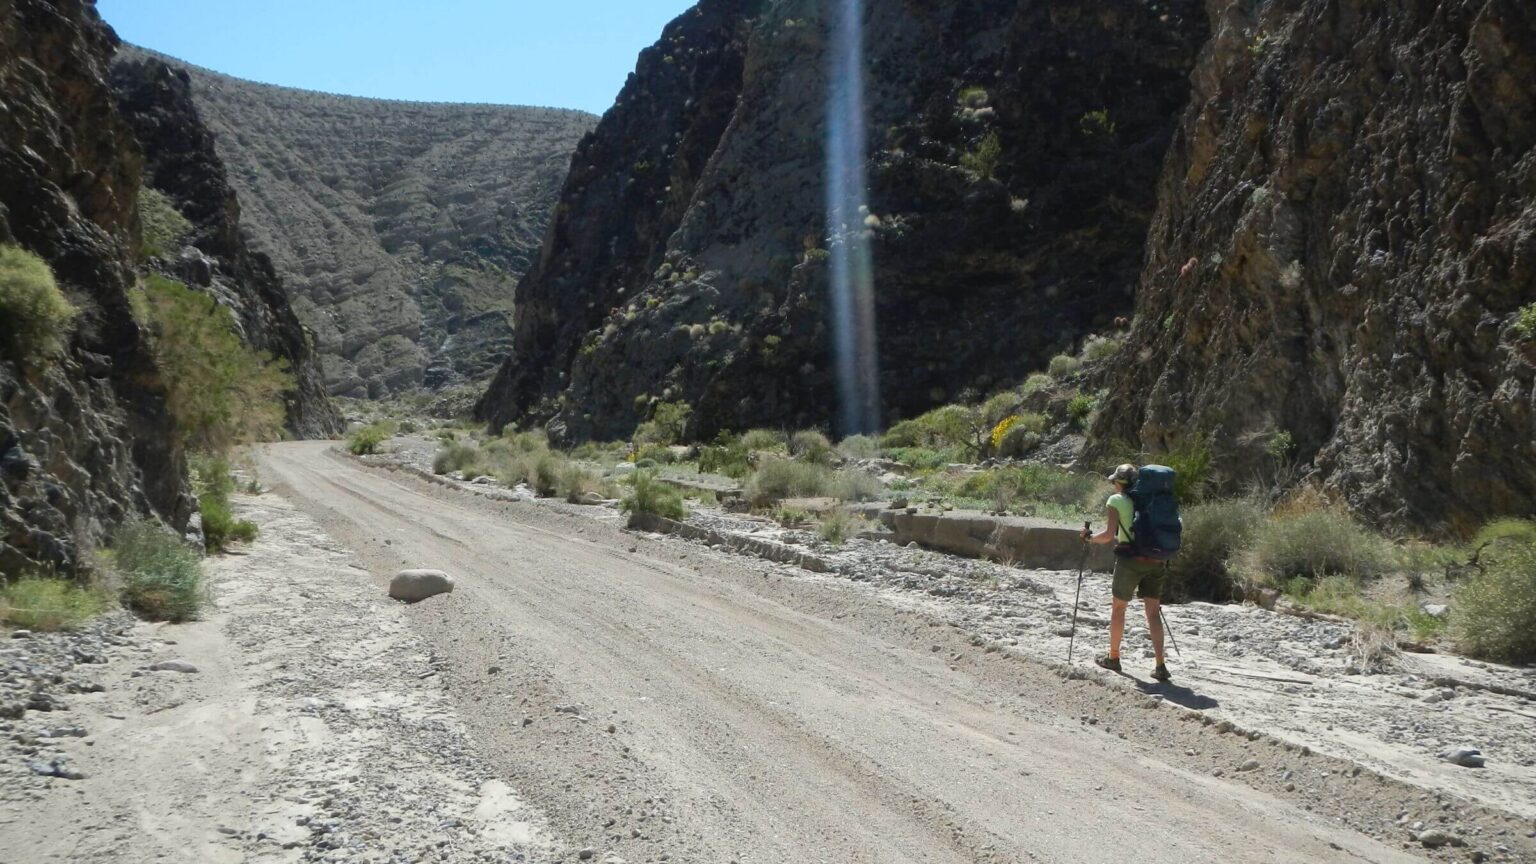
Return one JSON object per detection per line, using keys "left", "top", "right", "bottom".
{"left": 1020, "top": 372, "right": 1054, "bottom": 397}
{"left": 981, "top": 391, "right": 1019, "bottom": 427}
{"left": 1164, "top": 498, "right": 1266, "bottom": 602}
{"left": 532, "top": 452, "right": 563, "bottom": 497}
{"left": 635, "top": 400, "right": 691, "bottom": 445}
{"left": 635, "top": 444, "right": 678, "bottom": 464}
{"left": 396, "top": 420, "right": 419, "bottom": 435}
{"left": 740, "top": 428, "right": 786, "bottom": 451}
{"left": 1513, "top": 301, "right": 1536, "bottom": 339}
{"left": 1473, "top": 518, "right": 1536, "bottom": 549}
{"left": 1066, "top": 392, "right": 1097, "bottom": 428}
{"left": 621, "top": 471, "right": 687, "bottom": 524}
{"left": 193, "top": 456, "right": 257, "bottom": 551}
{"left": 1451, "top": 536, "right": 1536, "bottom": 663}
{"left": 561, "top": 465, "right": 609, "bottom": 502}
{"left": 1, "top": 577, "right": 103, "bottom": 631}
{"left": 0, "top": 244, "right": 78, "bottom": 364}
{"left": 1246, "top": 507, "right": 1392, "bottom": 584}
{"left": 959, "top": 465, "right": 1098, "bottom": 509}
{"left": 502, "top": 428, "right": 549, "bottom": 454}
{"left": 1081, "top": 335, "right": 1122, "bottom": 362}
{"left": 789, "top": 429, "right": 834, "bottom": 464}
{"left": 1151, "top": 440, "right": 1215, "bottom": 503}
{"left": 137, "top": 187, "right": 193, "bottom": 258}
{"left": 772, "top": 506, "right": 810, "bottom": 528}
{"left": 995, "top": 424, "right": 1041, "bottom": 458}
{"left": 113, "top": 518, "right": 205, "bottom": 622}
{"left": 818, "top": 509, "right": 862, "bottom": 545}
{"left": 347, "top": 423, "right": 392, "bottom": 455}
{"left": 883, "top": 446, "right": 955, "bottom": 471}
{"left": 433, "top": 442, "right": 488, "bottom": 478}
{"left": 747, "top": 459, "right": 832, "bottom": 504}
{"left": 698, "top": 433, "right": 752, "bottom": 479}
{"left": 1047, "top": 354, "right": 1081, "bottom": 377}
{"left": 960, "top": 130, "right": 1002, "bottom": 179}
{"left": 831, "top": 469, "right": 884, "bottom": 502}
{"left": 836, "top": 434, "right": 880, "bottom": 460}
{"left": 880, "top": 404, "right": 983, "bottom": 455}
{"left": 140, "top": 275, "right": 292, "bottom": 451}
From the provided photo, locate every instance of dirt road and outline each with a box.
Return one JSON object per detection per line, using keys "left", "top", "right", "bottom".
{"left": 252, "top": 441, "right": 1463, "bottom": 863}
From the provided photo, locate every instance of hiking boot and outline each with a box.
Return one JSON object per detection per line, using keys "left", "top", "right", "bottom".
{"left": 1094, "top": 655, "right": 1122, "bottom": 672}
{"left": 1151, "top": 663, "right": 1172, "bottom": 683}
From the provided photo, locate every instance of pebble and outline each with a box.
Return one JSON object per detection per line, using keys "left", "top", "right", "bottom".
{"left": 1238, "top": 759, "right": 1260, "bottom": 772}
{"left": 1439, "top": 747, "right": 1486, "bottom": 768}
{"left": 1416, "top": 828, "right": 1460, "bottom": 848}
{"left": 148, "top": 660, "right": 199, "bottom": 674}
{"left": 11, "top": 631, "right": 32, "bottom": 640}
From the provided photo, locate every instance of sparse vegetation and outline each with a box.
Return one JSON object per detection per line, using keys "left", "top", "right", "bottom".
{"left": 1516, "top": 301, "right": 1536, "bottom": 339}
{"left": 635, "top": 400, "right": 691, "bottom": 445}
{"left": 1066, "top": 392, "right": 1097, "bottom": 428}
{"left": 193, "top": 456, "right": 258, "bottom": 552}
{"left": 789, "top": 429, "right": 834, "bottom": 465}
{"left": 741, "top": 428, "right": 787, "bottom": 451}
{"left": 137, "top": 187, "right": 193, "bottom": 259}
{"left": 434, "top": 442, "right": 489, "bottom": 478}
{"left": 112, "top": 518, "right": 206, "bottom": 622}
{"left": 817, "top": 509, "right": 861, "bottom": 545}
{"left": 1453, "top": 521, "right": 1536, "bottom": 663}
{"left": 836, "top": 434, "right": 880, "bottom": 460}
{"left": 1245, "top": 505, "right": 1392, "bottom": 584}
{"left": 1, "top": 577, "right": 103, "bottom": 631}
{"left": 960, "top": 131, "right": 1002, "bottom": 179}
{"left": 831, "top": 469, "right": 884, "bottom": 503}
{"left": 1165, "top": 498, "right": 1266, "bottom": 602}
{"left": 347, "top": 423, "right": 393, "bottom": 455}
{"left": 747, "top": 459, "right": 832, "bottom": 505}
{"left": 1047, "top": 354, "right": 1081, "bottom": 377}
{"left": 0, "top": 244, "right": 78, "bottom": 365}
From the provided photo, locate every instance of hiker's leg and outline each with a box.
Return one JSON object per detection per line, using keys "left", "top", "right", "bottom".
{"left": 1109, "top": 598, "right": 1128, "bottom": 658}
{"left": 1143, "top": 597, "right": 1166, "bottom": 664}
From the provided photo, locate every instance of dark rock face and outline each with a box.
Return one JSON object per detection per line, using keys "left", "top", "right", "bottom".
{"left": 0, "top": 0, "right": 191, "bottom": 575}
{"left": 126, "top": 48, "right": 596, "bottom": 398}
{"left": 1092, "top": 0, "right": 1536, "bottom": 533}
{"left": 110, "top": 58, "right": 343, "bottom": 439}
{"left": 477, "top": 0, "right": 1207, "bottom": 441}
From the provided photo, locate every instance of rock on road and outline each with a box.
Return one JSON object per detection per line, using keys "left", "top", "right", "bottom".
{"left": 257, "top": 441, "right": 1423, "bottom": 864}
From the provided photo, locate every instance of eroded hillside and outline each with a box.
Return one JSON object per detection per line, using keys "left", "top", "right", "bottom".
{"left": 477, "top": 0, "right": 1208, "bottom": 441}
{"left": 129, "top": 48, "right": 596, "bottom": 397}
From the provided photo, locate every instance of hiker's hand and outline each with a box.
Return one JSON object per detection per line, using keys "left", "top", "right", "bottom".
{"left": 1080, "top": 528, "right": 1091, "bottom": 542}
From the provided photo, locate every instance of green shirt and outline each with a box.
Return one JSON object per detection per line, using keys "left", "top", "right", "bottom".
{"left": 1107, "top": 493, "right": 1133, "bottom": 544}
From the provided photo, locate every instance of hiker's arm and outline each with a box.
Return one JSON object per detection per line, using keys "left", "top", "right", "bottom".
{"left": 1085, "top": 506, "right": 1118, "bottom": 545}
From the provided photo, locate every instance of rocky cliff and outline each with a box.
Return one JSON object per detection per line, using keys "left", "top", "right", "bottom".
{"left": 128, "top": 49, "right": 596, "bottom": 397}
{"left": 0, "top": 0, "right": 191, "bottom": 575}
{"left": 1091, "top": 0, "right": 1536, "bottom": 533}
{"left": 477, "top": 0, "right": 1208, "bottom": 440}
{"left": 110, "top": 57, "right": 343, "bottom": 439}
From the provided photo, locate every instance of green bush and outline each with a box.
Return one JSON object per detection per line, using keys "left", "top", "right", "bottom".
{"left": 817, "top": 509, "right": 862, "bottom": 545}
{"left": 740, "top": 428, "right": 787, "bottom": 451}
{"left": 1082, "top": 335, "right": 1122, "bottom": 362}
{"left": 831, "top": 469, "right": 884, "bottom": 502}
{"left": 621, "top": 470, "right": 688, "bottom": 524}
{"left": 789, "top": 429, "right": 834, "bottom": 464}
{"left": 698, "top": 433, "right": 752, "bottom": 479}
{"left": 502, "top": 428, "right": 550, "bottom": 454}
{"left": 137, "top": 187, "right": 193, "bottom": 259}
{"left": 1452, "top": 537, "right": 1536, "bottom": 663}
{"left": 347, "top": 423, "right": 392, "bottom": 455}
{"left": 880, "top": 404, "right": 983, "bottom": 455}
{"left": 532, "top": 452, "right": 562, "bottom": 497}
{"left": 980, "top": 391, "right": 1019, "bottom": 427}
{"left": 1246, "top": 507, "right": 1392, "bottom": 584}
{"left": 1474, "top": 518, "right": 1536, "bottom": 549}
{"left": 1, "top": 577, "right": 103, "bottom": 631}
{"left": 883, "top": 446, "right": 956, "bottom": 471}
{"left": 772, "top": 506, "right": 810, "bottom": 528}
{"left": 194, "top": 456, "right": 258, "bottom": 552}
{"left": 635, "top": 400, "right": 691, "bottom": 445}
{"left": 836, "top": 434, "right": 880, "bottom": 460}
{"left": 1066, "top": 392, "right": 1097, "bottom": 428}
{"left": 1151, "top": 441, "right": 1215, "bottom": 503}
{"left": 747, "top": 459, "right": 832, "bottom": 504}
{"left": 561, "top": 464, "right": 609, "bottom": 502}
{"left": 960, "top": 130, "right": 1002, "bottom": 179}
{"left": 1165, "top": 498, "right": 1266, "bottom": 601}
{"left": 140, "top": 275, "right": 292, "bottom": 451}
{"left": 0, "top": 244, "right": 78, "bottom": 364}
{"left": 1047, "top": 354, "right": 1081, "bottom": 377}
{"left": 113, "top": 518, "right": 205, "bottom": 622}
{"left": 1513, "top": 301, "right": 1536, "bottom": 340}
{"left": 433, "top": 442, "right": 488, "bottom": 478}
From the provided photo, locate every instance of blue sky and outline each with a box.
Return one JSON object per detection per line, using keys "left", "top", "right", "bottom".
{"left": 97, "top": 0, "right": 697, "bottom": 114}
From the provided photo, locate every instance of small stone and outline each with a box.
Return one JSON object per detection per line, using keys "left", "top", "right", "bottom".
{"left": 10, "top": 630, "right": 31, "bottom": 639}
{"left": 1238, "top": 759, "right": 1260, "bottom": 772}
{"left": 554, "top": 704, "right": 581, "bottom": 715}
{"left": 149, "top": 660, "right": 199, "bottom": 674}
{"left": 578, "top": 849, "right": 595, "bottom": 860}
{"left": 1439, "top": 747, "right": 1485, "bottom": 768}
{"left": 1416, "top": 828, "right": 1458, "bottom": 848}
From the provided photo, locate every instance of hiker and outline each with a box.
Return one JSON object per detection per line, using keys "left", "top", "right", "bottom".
{"left": 1081, "top": 463, "right": 1171, "bottom": 682}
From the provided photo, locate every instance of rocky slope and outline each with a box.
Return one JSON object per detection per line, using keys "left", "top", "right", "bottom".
{"left": 0, "top": 0, "right": 191, "bottom": 574}
{"left": 1091, "top": 0, "right": 1536, "bottom": 533}
{"left": 477, "top": 0, "right": 1208, "bottom": 440}
{"left": 110, "top": 57, "right": 342, "bottom": 439}
{"left": 127, "top": 48, "right": 596, "bottom": 397}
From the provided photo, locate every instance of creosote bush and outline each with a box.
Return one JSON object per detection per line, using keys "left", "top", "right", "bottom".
{"left": 621, "top": 470, "right": 688, "bottom": 525}
{"left": 836, "top": 434, "right": 880, "bottom": 460}
{"left": 137, "top": 187, "right": 193, "bottom": 259}
{"left": 1, "top": 577, "right": 103, "bottom": 631}
{"left": 347, "top": 423, "right": 392, "bottom": 455}
{"left": 0, "top": 244, "right": 78, "bottom": 365}
{"left": 1245, "top": 506, "right": 1392, "bottom": 584}
{"left": 1047, "top": 354, "right": 1081, "bottom": 377}
{"left": 113, "top": 518, "right": 205, "bottom": 622}
{"left": 789, "top": 429, "right": 834, "bottom": 465}
{"left": 1165, "top": 498, "right": 1266, "bottom": 602}
{"left": 817, "top": 509, "right": 862, "bottom": 545}
{"left": 747, "top": 459, "right": 832, "bottom": 505}
{"left": 194, "top": 456, "right": 258, "bottom": 552}
{"left": 1452, "top": 525, "right": 1536, "bottom": 663}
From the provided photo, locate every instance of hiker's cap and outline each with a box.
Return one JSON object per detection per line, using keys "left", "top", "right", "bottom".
{"left": 1107, "top": 463, "right": 1138, "bottom": 484}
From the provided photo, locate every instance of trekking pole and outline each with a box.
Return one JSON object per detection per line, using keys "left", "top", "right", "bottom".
{"left": 1159, "top": 562, "right": 1182, "bottom": 659}
{"left": 1067, "top": 521, "right": 1091, "bottom": 666}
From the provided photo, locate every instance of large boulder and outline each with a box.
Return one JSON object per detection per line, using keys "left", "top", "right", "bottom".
{"left": 388, "top": 569, "right": 455, "bottom": 603}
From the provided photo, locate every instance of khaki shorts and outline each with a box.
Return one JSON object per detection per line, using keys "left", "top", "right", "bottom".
{"left": 1111, "top": 556, "right": 1165, "bottom": 602}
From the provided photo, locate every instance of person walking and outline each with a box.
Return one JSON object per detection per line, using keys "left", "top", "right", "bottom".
{"left": 1081, "top": 464, "right": 1171, "bottom": 682}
